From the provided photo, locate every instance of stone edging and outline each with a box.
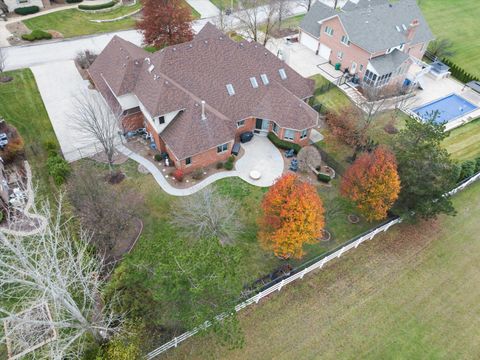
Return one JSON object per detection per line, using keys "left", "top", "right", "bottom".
{"left": 89, "top": 5, "right": 142, "bottom": 23}
{"left": 0, "top": 161, "right": 48, "bottom": 237}
{"left": 78, "top": 1, "right": 122, "bottom": 14}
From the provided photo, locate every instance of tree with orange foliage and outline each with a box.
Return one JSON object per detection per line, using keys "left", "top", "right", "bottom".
{"left": 258, "top": 173, "right": 325, "bottom": 259}
{"left": 341, "top": 147, "right": 401, "bottom": 222}
{"left": 137, "top": 0, "right": 194, "bottom": 49}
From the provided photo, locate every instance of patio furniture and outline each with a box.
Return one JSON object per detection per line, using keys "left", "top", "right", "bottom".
{"left": 289, "top": 158, "right": 298, "bottom": 172}
{"left": 231, "top": 143, "right": 241, "bottom": 156}
{"left": 250, "top": 170, "right": 261, "bottom": 180}
{"left": 240, "top": 131, "right": 254, "bottom": 143}
{"left": 285, "top": 149, "right": 295, "bottom": 158}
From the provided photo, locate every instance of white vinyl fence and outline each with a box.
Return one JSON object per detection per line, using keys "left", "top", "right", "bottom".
{"left": 145, "top": 171, "right": 480, "bottom": 359}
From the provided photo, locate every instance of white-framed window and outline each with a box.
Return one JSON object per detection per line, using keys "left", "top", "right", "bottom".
{"left": 360, "top": 64, "right": 364, "bottom": 72}
{"left": 284, "top": 129, "right": 295, "bottom": 141}
{"left": 237, "top": 120, "right": 245, "bottom": 128}
{"left": 158, "top": 116, "right": 165, "bottom": 124}
{"left": 337, "top": 51, "right": 344, "bottom": 60}
{"left": 185, "top": 157, "right": 192, "bottom": 166}
{"left": 249, "top": 77, "right": 259, "bottom": 88}
{"left": 300, "top": 129, "right": 308, "bottom": 139}
{"left": 217, "top": 143, "right": 228, "bottom": 153}
{"left": 272, "top": 122, "right": 279, "bottom": 134}
{"left": 341, "top": 35, "right": 350, "bottom": 45}
{"left": 226, "top": 83, "right": 235, "bottom": 96}
{"left": 260, "top": 74, "right": 269, "bottom": 85}
{"left": 324, "top": 26, "right": 334, "bottom": 36}
{"left": 278, "top": 68, "right": 287, "bottom": 80}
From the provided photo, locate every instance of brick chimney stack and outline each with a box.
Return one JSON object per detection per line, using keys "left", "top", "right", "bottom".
{"left": 406, "top": 19, "right": 420, "bottom": 43}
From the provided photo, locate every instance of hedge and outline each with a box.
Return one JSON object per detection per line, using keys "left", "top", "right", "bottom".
{"left": 317, "top": 173, "right": 331, "bottom": 183}
{"left": 66, "top": 0, "right": 83, "bottom": 3}
{"left": 14, "top": 6, "right": 40, "bottom": 15}
{"left": 267, "top": 132, "right": 301, "bottom": 154}
{"left": 78, "top": 1, "right": 116, "bottom": 10}
{"left": 22, "top": 30, "right": 52, "bottom": 42}
{"left": 442, "top": 58, "right": 480, "bottom": 84}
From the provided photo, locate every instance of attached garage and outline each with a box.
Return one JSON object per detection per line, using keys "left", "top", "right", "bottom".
{"left": 319, "top": 44, "right": 332, "bottom": 60}
{"left": 300, "top": 31, "right": 319, "bottom": 53}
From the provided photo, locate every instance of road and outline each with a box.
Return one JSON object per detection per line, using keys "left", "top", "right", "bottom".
{"left": 2, "top": 3, "right": 308, "bottom": 71}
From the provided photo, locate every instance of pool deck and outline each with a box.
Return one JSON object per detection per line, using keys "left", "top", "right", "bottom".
{"left": 408, "top": 73, "right": 480, "bottom": 131}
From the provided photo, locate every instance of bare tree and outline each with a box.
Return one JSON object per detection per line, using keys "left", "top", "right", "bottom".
{"left": 72, "top": 92, "right": 120, "bottom": 173}
{"left": 0, "top": 197, "right": 123, "bottom": 359}
{"left": 68, "top": 165, "right": 143, "bottom": 259}
{"left": 213, "top": 0, "right": 234, "bottom": 33}
{"left": 169, "top": 186, "right": 242, "bottom": 245}
{"left": 297, "top": 146, "right": 322, "bottom": 173}
{"left": 234, "top": 0, "right": 262, "bottom": 42}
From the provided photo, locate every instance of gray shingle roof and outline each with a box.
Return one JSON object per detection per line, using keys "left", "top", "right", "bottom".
{"left": 300, "top": 0, "right": 435, "bottom": 53}
{"left": 369, "top": 49, "right": 409, "bottom": 75}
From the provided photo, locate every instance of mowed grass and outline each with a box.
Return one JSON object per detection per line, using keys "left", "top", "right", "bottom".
{"left": 164, "top": 180, "right": 480, "bottom": 360}
{"left": 442, "top": 118, "right": 480, "bottom": 161}
{"left": 0, "top": 69, "right": 58, "bottom": 196}
{"left": 420, "top": 0, "right": 480, "bottom": 79}
{"left": 23, "top": 2, "right": 199, "bottom": 38}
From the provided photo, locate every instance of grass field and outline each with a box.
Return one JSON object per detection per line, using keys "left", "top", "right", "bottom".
{"left": 0, "top": 69, "right": 58, "bottom": 196}
{"left": 164, "top": 180, "right": 480, "bottom": 360}
{"left": 442, "top": 118, "right": 480, "bottom": 161}
{"left": 420, "top": 0, "right": 480, "bottom": 79}
{"left": 23, "top": 2, "right": 199, "bottom": 38}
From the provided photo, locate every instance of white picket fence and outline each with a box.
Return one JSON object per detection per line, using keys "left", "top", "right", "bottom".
{"left": 145, "top": 171, "right": 480, "bottom": 359}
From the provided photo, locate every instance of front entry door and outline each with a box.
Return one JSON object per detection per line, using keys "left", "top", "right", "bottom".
{"left": 255, "top": 118, "right": 263, "bottom": 130}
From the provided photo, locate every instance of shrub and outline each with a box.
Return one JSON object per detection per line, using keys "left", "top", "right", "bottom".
{"left": 47, "top": 154, "right": 70, "bottom": 185}
{"left": 224, "top": 160, "right": 234, "bottom": 171}
{"left": 2, "top": 136, "right": 25, "bottom": 164}
{"left": 216, "top": 162, "right": 224, "bottom": 169}
{"left": 79, "top": 1, "right": 116, "bottom": 10}
{"left": 0, "top": 211, "right": 3, "bottom": 223}
{"left": 43, "top": 139, "right": 58, "bottom": 155}
{"left": 22, "top": 30, "right": 52, "bottom": 42}
{"left": 191, "top": 168, "right": 205, "bottom": 180}
{"left": 475, "top": 157, "right": 480, "bottom": 173}
{"left": 66, "top": 0, "right": 83, "bottom": 3}
{"left": 154, "top": 154, "right": 162, "bottom": 162}
{"left": 171, "top": 169, "right": 184, "bottom": 182}
{"left": 267, "top": 132, "right": 301, "bottom": 154}
{"left": 228, "top": 155, "right": 235, "bottom": 162}
{"left": 14, "top": 6, "right": 39, "bottom": 15}
{"left": 458, "top": 160, "right": 476, "bottom": 181}
{"left": 317, "top": 173, "right": 331, "bottom": 183}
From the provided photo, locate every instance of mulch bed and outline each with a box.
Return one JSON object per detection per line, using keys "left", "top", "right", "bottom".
{"left": 105, "top": 217, "right": 143, "bottom": 265}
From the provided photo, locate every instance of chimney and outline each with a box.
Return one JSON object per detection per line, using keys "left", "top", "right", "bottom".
{"left": 201, "top": 101, "right": 206, "bottom": 120}
{"left": 406, "top": 19, "right": 419, "bottom": 43}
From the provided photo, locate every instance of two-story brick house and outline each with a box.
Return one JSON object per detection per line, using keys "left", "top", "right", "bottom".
{"left": 88, "top": 23, "right": 318, "bottom": 173}
{"left": 299, "top": 0, "right": 434, "bottom": 89}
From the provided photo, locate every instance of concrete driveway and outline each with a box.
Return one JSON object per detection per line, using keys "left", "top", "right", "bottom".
{"left": 31, "top": 60, "right": 104, "bottom": 162}
{"left": 266, "top": 39, "right": 328, "bottom": 78}
{"left": 185, "top": 0, "right": 219, "bottom": 18}
{"left": 236, "top": 135, "right": 284, "bottom": 187}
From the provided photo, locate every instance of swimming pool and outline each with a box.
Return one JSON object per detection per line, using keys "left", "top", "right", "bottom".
{"left": 413, "top": 94, "right": 478, "bottom": 123}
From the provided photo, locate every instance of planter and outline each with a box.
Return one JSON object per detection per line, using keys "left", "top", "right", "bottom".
{"left": 347, "top": 214, "right": 360, "bottom": 224}
{"left": 320, "top": 165, "right": 335, "bottom": 179}
{"left": 319, "top": 229, "right": 332, "bottom": 242}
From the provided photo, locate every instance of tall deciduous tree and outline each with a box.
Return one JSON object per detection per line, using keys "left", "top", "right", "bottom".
{"left": 258, "top": 173, "right": 324, "bottom": 259}
{"left": 393, "top": 116, "right": 459, "bottom": 219}
{"left": 137, "top": 0, "right": 194, "bottom": 48}
{"left": 341, "top": 147, "right": 401, "bottom": 222}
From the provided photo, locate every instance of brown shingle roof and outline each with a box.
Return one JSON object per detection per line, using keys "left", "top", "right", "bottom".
{"left": 90, "top": 24, "right": 318, "bottom": 160}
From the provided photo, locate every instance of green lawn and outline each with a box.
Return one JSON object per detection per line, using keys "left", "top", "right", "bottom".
{"left": 23, "top": 2, "right": 199, "bottom": 38}
{"left": 442, "top": 118, "right": 480, "bottom": 161}
{"left": 259, "top": 14, "right": 305, "bottom": 34}
{"left": 0, "top": 69, "right": 58, "bottom": 196}
{"left": 164, "top": 179, "right": 480, "bottom": 360}
{"left": 310, "top": 74, "right": 353, "bottom": 113}
{"left": 420, "top": 0, "right": 480, "bottom": 79}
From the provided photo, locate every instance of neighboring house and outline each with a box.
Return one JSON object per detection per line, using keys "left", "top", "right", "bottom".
{"left": 88, "top": 23, "right": 318, "bottom": 173}
{"left": 299, "top": 0, "right": 434, "bottom": 89}
{"left": 3, "top": 0, "right": 47, "bottom": 12}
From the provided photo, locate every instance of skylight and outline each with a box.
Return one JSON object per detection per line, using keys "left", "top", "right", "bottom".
{"left": 278, "top": 68, "right": 287, "bottom": 80}
{"left": 395, "top": 25, "right": 401, "bottom": 32}
{"left": 260, "top": 74, "right": 269, "bottom": 85}
{"left": 250, "top": 77, "right": 259, "bottom": 88}
{"left": 402, "top": 24, "right": 407, "bottom": 31}
{"left": 226, "top": 84, "right": 235, "bottom": 96}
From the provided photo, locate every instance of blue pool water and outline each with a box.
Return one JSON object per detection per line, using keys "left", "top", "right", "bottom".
{"left": 414, "top": 94, "right": 478, "bottom": 123}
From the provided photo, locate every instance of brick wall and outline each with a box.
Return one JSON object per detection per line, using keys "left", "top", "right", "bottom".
{"left": 407, "top": 42, "right": 428, "bottom": 61}
{"left": 122, "top": 112, "right": 144, "bottom": 132}
{"left": 175, "top": 141, "right": 234, "bottom": 174}
{"left": 317, "top": 17, "right": 372, "bottom": 76}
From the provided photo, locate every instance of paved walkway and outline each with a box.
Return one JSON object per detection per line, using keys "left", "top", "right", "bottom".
{"left": 116, "top": 136, "right": 284, "bottom": 196}
{"left": 30, "top": 60, "right": 107, "bottom": 162}
{"left": 185, "top": 0, "right": 219, "bottom": 18}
